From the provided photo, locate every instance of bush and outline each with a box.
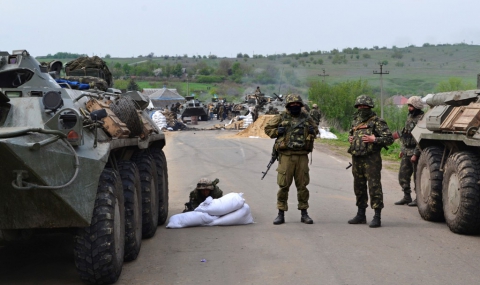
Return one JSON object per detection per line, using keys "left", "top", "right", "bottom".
{"left": 196, "top": 75, "right": 224, "bottom": 83}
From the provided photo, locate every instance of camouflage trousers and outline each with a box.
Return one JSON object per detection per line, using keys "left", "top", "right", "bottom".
{"left": 351, "top": 152, "right": 384, "bottom": 209}
{"left": 276, "top": 153, "right": 310, "bottom": 211}
{"left": 398, "top": 153, "right": 417, "bottom": 195}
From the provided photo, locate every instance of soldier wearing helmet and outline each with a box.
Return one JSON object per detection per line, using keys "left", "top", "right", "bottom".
{"left": 392, "top": 96, "right": 424, "bottom": 207}
{"left": 309, "top": 103, "right": 322, "bottom": 126}
{"left": 264, "top": 93, "right": 319, "bottom": 225}
{"left": 183, "top": 178, "right": 223, "bottom": 212}
{"left": 347, "top": 95, "right": 393, "bottom": 228}
{"left": 265, "top": 105, "right": 278, "bottom": 115}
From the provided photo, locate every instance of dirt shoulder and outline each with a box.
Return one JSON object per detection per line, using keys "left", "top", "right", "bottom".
{"left": 314, "top": 139, "right": 400, "bottom": 173}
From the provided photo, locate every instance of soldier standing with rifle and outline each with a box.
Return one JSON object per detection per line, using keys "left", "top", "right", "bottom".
{"left": 347, "top": 95, "right": 393, "bottom": 228}
{"left": 393, "top": 96, "right": 424, "bottom": 206}
{"left": 264, "top": 94, "right": 318, "bottom": 225}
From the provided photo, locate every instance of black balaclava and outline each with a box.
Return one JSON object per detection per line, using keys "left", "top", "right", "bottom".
{"left": 287, "top": 105, "right": 302, "bottom": 115}
{"left": 357, "top": 108, "right": 373, "bottom": 121}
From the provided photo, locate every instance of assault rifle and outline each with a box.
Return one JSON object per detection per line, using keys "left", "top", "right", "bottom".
{"left": 261, "top": 147, "right": 278, "bottom": 180}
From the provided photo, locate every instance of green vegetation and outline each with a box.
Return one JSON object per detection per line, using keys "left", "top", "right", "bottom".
{"left": 39, "top": 43, "right": 480, "bottom": 106}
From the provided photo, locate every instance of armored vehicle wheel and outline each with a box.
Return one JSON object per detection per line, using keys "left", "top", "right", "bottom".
{"left": 201, "top": 115, "right": 208, "bottom": 121}
{"left": 442, "top": 151, "right": 480, "bottom": 234}
{"left": 74, "top": 169, "right": 125, "bottom": 285}
{"left": 132, "top": 151, "right": 159, "bottom": 239}
{"left": 151, "top": 148, "right": 169, "bottom": 225}
{"left": 416, "top": 146, "right": 444, "bottom": 221}
{"left": 118, "top": 161, "right": 142, "bottom": 261}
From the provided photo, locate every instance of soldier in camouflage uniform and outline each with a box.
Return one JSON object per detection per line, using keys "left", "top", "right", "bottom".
{"left": 184, "top": 178, "right": 223, "bottom": 212}
{"left": 264, "top": 94, "right": 319, "bottom": 225}
{"left": 265, "top": 105, "right": 275, "bottom": 115}
{"left": 393, "top": 96, "right": 424, "bottom": 207}
{"left": 217, "top": 103, "right": 225, "bottom": 122}
{"left": 309, "top": 104, "right": 322, "bottom": 126}
{"left": 347, "top": 95, "right": 393, "bottom": 228}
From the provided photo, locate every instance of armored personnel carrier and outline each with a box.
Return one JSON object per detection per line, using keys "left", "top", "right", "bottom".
{"left": 412, "top": 74, "right": 480, "bottom": 235}
{"left": 180, "top": 95, "right": 208, "bottom": 121}
{"left": 0, "top": 50, "right": 169, "bottom": 284}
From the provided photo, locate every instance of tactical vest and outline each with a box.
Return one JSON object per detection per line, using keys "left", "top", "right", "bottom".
{"left": 400, "top": 112, "right": 423, "bottom": 149}
{"left": 348, "top": 116, "right": 376, "bottom": 156}
{"left": 275, "top": 113, "right": 314, "bottom": 152}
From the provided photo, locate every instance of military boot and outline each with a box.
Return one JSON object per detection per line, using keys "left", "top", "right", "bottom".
{"left": 369, "top": 208, "right": 382, "bottom": 228}
{"left": 394, "top": 193, "right": 412, "bottom": 205}
{"left": 300, "top": 209, "right": 313, "bottom": 224}
{"left": 348, "top": 207, "right": 367, "bottom": 224}
{"left": 273, "top": 210, "right": 285, "bottom": 225}
{"left": 408, "top": 198, "right": 417, "bottom": 207}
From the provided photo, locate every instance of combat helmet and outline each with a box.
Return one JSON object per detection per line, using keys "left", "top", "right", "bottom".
{"left": 354, "top": 95, "right": 374, "bottom": 108}
{"left": 312, "top": 104, "right": 318, "bottom": 109}
{"left": 407, "top": 96, "right": 423, "bottom": 109}
{"left": 285, "top": 94, "right": 304, "bottom": 107}
{"left": 196, "top": 178, "right": 214, "bottom": 190}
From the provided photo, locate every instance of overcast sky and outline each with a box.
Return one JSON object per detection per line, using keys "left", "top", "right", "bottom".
{"left": 2, "top": 0, "right": 479, "bottom": 58}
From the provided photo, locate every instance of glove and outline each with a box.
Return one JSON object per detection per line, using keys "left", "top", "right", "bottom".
{"left": 308, "top": 125, "right": 316, "bottom": 134}
{"left": 278, "top": 126, "right": 285, "bottom": 135}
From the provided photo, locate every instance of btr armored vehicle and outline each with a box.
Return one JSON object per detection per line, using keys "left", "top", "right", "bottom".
{"left": 180, "top": 95, "right": 208, "bottom": 121}
{"left": 412, "top": 74, "right": 480, "bottom": 235}
{"left": 0, "top": 50, "right": 169, "bottom": 284}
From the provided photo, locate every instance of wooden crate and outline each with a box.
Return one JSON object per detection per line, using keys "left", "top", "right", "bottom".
{"left": 452, "top": 103, "right": 480, "bottom": 131}
{"left": 86, "top": 99, "right": 130, "bottom": 138}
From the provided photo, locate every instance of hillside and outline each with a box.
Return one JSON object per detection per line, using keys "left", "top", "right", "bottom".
{"left": 36, "top": 43, "right": 480, "bottom": 102}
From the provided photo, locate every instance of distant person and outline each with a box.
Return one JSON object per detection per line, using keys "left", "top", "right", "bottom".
{"left": 209, "top": 104, "right": 214, "bottom": 120}
{"left": 218, "top": 103, "right": 225, "bottom": 122}
{"left": 309, "top": 104, "right": 322, "bottom": 126}
{"left": 347, "top": 95, "right": 393, "bottom": 228}
{"left": 393, "top": 96, "right": 424, "bottom": 207}
{"left": 183, "top": 178, "right": 223, "bottom": 212}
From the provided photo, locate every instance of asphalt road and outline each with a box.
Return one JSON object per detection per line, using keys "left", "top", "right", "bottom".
{"left": 1, "top": 120, "right": 480, "bottom": 285}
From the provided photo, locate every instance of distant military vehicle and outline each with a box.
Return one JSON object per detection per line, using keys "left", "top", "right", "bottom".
{"left": 412, "top": 74, "right": 480, "bottom": 235}
{"left": 180, "top": 95, "right": 208, "bottom": 121}
{"left": 0, "top": 50, "right": 169, "bottom": 284}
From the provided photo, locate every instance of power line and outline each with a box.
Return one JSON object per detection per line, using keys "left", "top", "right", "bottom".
{"left": 373, "top": 64, "right": 389, "bottom": 119}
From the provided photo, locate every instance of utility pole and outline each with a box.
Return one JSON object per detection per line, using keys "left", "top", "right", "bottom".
{"left": 373, "top": 64, "right": 389, "bottom": 118}
{"left": 318, "top": 69, "right": 330, "bottom": 82}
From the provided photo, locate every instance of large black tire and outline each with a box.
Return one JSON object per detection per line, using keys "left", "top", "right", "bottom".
{"left": 118, "top": 161, "right": 142, "bottom": 261}
{"left": 442, "top": 151, "right": 480, "bottom": 234}
{"left": 132, "top": 151, "right": 159, "bottom": 239}
{"left": 74, "top": 169, "right": 125, "bottom": 285}
{"left": 151, "top": 148, "right": 169, "bottom": 225}
{"left": 416, "top": 146, "right": 445, "bottom": 221}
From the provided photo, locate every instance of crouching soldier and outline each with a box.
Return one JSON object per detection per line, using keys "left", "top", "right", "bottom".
{"left": 183, "top": 178, "right": 223, "bottom": 212}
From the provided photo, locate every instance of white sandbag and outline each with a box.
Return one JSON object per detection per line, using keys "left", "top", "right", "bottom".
{"left": 166, "top": 211, "right": 218, "bottom": 229}
{"left": 207, "top": 203, "right": 254, "bottom": 226}
{"left": 319, "top": 128, "right": 338, "bottom": 139}
{"left": 194, "top": 193, "right": 245, "bottom": 216}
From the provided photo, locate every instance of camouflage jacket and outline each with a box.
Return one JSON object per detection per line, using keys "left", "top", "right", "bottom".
{"left": 348, "top": 112, "right": 393, "bottom": 156}
{"left": 400, "top": 110, "right": 424, "bottom": 157}
{"left": 309, "top": 109, "right": 322, "bottom": 125}
{"left": 189, "top": 186, "right": 223, "bottom": 209}
{"left": 264, "top": 111, "right": 319, "bottom": 155}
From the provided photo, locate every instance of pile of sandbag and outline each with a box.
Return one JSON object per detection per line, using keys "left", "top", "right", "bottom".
{"left": 151, "top": 111, "right": 167, "bottom": 129}
{"left": 166, "top": 193, "right": 254, "bottom": 228}
{"left": 242, "top": 113, "right": 254, "bottom": 129}
{"left": 319, "top": 128, "right": 338, "bottom": 139}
